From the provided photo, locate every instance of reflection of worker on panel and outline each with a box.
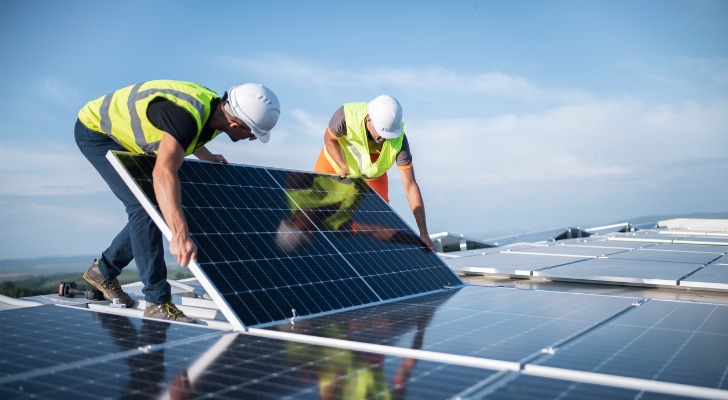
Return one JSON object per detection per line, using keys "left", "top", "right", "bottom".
{"left": 284, "top": 306, "right": 434, "bottom": 400}
{"left": 275, "top": 173, "right": 426, "bottom": 254}
{"left": 94, "top": 313, "right": 173, "bottom": 397}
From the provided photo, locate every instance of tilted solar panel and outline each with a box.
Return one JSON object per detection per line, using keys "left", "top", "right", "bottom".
{"left": 107, "top": 151, "right": 462, "bottom": 329}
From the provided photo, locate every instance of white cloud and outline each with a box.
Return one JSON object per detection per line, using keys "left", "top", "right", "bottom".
{"left": 34, "top": 79, "right": 81, "bottom": 107}
{"left": 679, "top": 56, "right": 728, "bottom": 86}
{"left": 0, "top": 144, "right": 107, "bottom": 196}
{"left": 219, "top": 54, "right": 593, "bottom": 104}
{"left": 407, "top": 96, "right": 728, "bottom": 198}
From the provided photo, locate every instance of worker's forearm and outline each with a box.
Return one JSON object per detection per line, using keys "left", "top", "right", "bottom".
{"left": 407, "top": 186, "right": 429, "bottom": 235}
{"left": 193, "top": 146, "right": 212, "bottom": 160}
{"left": 153, "top": 167, "right": 188, "bottom": 236}
{"left": 412, "top": 203, "right": 429, "bottom": 235}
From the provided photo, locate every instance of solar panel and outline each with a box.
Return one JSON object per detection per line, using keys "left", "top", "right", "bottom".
{"left": 0, "top": 305, "right": 219, "bottom": 385}
{"left": 266, "top": 285, "right": 640, "bottom": 363}
{"left": 470, "top": 374, "right": 689, "bottom": 400}
{"left": 533, "top": 300, "right": 728, "bottom": 390}
{"left": 107, "top": 152, "right": 462, "bottom": 329}
{"left": 650, "top": 242, "right": 728, "bottom": 252}
{"left": 0, "top": 306, "right": 497, "bottom": 400}
{"left": 447, "top": 251, "right": 589, "bottom": 276}
{"left": 5, "top": 290, "right": 727, "bottom": 398}
{"left": 681, "top": 265, "right": 728, "bottom": 290}
{"left": 606, "top": 248, "right": 723, "bottom": 264}
{"left": 507, "top": 245, "right": 628, "bottom": 257}
{"left": 533, "top": 257, "right": 704, "bottom": 286}
{"left": 575, "top": 239, "right": 652, "bottom": 250}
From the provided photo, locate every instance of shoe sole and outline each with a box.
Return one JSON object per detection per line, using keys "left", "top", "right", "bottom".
{"left": 143, "top": 313, "right": 196, "bottom": 324}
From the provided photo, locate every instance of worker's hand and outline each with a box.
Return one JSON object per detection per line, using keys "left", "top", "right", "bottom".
{"left": 338, "top": 165, "right": 349, "bottom": 179}
{"left": 419, "top": 233, "right": 435, "bottom": 251}
{"left": 170, "top": 231, "right": 197, "bottom": 267}
{"left": 206, "top": 153, "right": 228, "bottom": 165}
{"left": 193, "top": 146, "right": 228, "bottom": 165}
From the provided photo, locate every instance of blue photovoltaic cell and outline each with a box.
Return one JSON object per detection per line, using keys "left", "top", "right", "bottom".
{"left": 474, "top": 374, "right": 693, "bottom": 400}
{"left": 268, "top": 285, "right": 639, "bottom": 363}
{"left": 0, "top": 306, "right": 494, "bottom": 400}
{"left": 534, "top": 300, "right": 728, "bottom": 389}
{"left": 109, "top": 153, "right": 462, "bottom": 328}
{"left": 0, "top": 305, "right": 216, "bottom": 382}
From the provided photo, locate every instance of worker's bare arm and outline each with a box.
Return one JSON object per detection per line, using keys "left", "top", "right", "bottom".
{"left": 153, "top": 133, "right": 198, "bottom": 267}
{"left": 399, "top": 166, "right": 435, "bottom": 250}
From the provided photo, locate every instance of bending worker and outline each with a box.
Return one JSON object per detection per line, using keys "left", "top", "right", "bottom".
{"left": 75, "top": 80, "right": 280, "bottom": 323}
{"left": 313, "top": 95, "right": 435, "bottom": 250}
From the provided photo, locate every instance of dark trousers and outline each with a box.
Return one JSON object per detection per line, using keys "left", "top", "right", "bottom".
{"left": 74, "top": 119, "right": 171, "bottom": 304}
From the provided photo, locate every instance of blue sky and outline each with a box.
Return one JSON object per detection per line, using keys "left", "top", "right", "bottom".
{"left": 1, "top": 0, "right": 726, "bottom": 259}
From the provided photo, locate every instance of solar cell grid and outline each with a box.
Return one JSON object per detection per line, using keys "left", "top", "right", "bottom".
{"left": 108, "top": 152, "right": 462, "bottom": 328}
{"left": 475, "top": 374, "right": 691, "bottom": 400}
{"left": 269, "top": 285, "right": 640, "bottom": 363}
{"left": 0, "top": 306, "right": 215, "bottom": 386}
{"left": 535, "top": 300, "right": 728, "bottom": 390}
{"left": 2, "top": 307, "right": 498, "bottom": 400}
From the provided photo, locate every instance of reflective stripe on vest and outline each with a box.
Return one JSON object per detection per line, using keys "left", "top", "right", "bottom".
{"left": 323, "top": 102, "right": 404, "bottom": 179}
{"left": 78, "top": 80, "right": 218, "bottom": 155}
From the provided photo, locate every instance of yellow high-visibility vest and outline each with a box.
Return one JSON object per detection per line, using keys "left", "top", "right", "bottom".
{"left": 78, "top": 80, "right": 220, "bottom": 155}
{"left": 323, "top": 102, "right": 404, "bottom": 179}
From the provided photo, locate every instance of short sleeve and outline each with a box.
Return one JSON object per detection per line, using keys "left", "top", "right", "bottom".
{"left": 327, "top": 106, "right": 347, "bottom": 138}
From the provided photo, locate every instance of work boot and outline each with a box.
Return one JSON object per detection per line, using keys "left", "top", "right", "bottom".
{"left": 144, "top": 302, "right": 196, "bottom": 324}
{"left": 82, "top": 259, "right": 134, "bottom": 308}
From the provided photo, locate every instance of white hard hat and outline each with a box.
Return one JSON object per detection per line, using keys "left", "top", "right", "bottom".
{"left": 227, "top": 83, "right": 280, "bottom": 143}
{"left": 275, "top": 220, "right": 312, "bottom": 254}
{"left": 367, "top": 95, "right": 403, "bottom": 139}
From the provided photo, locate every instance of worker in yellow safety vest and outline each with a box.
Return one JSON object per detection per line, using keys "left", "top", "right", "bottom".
{"left": 314, "top": 95, "right": 435, "bottom": 250}
{"left": 75, "top": 80, "right": 280, "bottom": 323}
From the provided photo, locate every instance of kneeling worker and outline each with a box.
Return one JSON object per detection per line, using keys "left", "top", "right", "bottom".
{"left": 313, "top": 95, "right": 435, "bottom": 250}
{"left": 75, "top": 80, "right": 280, "bottom": 322}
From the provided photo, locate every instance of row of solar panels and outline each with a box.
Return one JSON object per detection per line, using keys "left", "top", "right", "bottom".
{"left": 2, "top": 283, "right": 727, "bottom": 399}
{"left": 445, "top": 229, "right": 728, "bottom": 291}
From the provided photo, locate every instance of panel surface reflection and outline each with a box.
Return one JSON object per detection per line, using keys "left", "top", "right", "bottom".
{"left": 270, "top": 285, "right": 639, "bottom": 363}
{"left": 1, "top": 307, "right": 494, "bottom": 400}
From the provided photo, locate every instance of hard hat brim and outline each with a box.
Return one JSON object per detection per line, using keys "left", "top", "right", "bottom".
{"left": 376, "top": 125, "right": 402, "bottom": 140}
{"left": 254, "top": 130, "right": 270, "bottom": 143}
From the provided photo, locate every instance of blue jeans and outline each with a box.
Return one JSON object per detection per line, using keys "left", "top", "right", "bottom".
{"left": 74, "top": 119, "right": 171, "bottom": 304}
